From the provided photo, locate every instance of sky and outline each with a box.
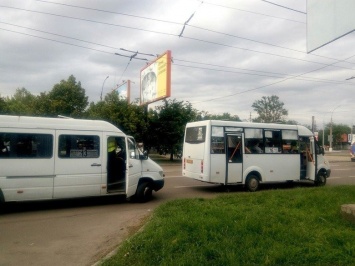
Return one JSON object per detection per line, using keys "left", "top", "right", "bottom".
{"left": 1, "top": 0, "right": 355, "bottom": 129}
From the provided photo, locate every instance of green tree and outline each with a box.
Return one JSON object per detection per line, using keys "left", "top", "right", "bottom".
{"left": 4, "top": 88, "right": 36, "bottom": 115}
{"left": 203, "top": 112, "right": 241, "bottom": 121}
{"left": 44, "top": 75, "right": 88, "bottom": 117}
{"left": 252, "top": 95, "right": 288, "bottom": 123}
{"left": 318, "top": 123, "right": 351, "bottom": 147}
{"left": 86, "top": 92, "right": 147, "bottom": 141}
{"left": 0, "top": 95, "right": 8, "bottom": 114}
{"left": 149, "top": 99, "right": 198, "bottom": 160}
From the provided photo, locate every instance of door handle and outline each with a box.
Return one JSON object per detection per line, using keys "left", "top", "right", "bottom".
{"left": 91, "top": 163, "right": 101, "bottom": 167}
{"left": 129, "top": 164, "right": 133, "bottom": 168}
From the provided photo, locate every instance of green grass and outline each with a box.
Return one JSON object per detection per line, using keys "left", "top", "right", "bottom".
{"left": 103, "top": 186, "right": 355, "bottom": 266}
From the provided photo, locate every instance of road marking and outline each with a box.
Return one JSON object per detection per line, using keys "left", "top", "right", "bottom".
{"left": 328, "top": 177, "right": 342, "bottom": 179}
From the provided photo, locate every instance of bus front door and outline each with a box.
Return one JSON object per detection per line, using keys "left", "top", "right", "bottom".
{"left": 306, "top": 137, "right": 316, "bottom": 181}
{"left": 226, "top": 134, "right": 243, "bottom": 184}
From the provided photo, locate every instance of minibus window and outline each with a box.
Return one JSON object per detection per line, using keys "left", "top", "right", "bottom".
{"left": 128, "top": 138, "right": 139, "bottom": 159}
{"left": 282, "top": 130, "right": 299, "bottom": 153}
{"left": 0, "top": 133, "right": 53, "bottom": 158}
{"left": 211, "top": 126, "right": 224, "bottom": 154}
{"left": 58, "top": 135, "right": 100, "bottom": 158}
{"left": 264, "top": 130, "right": 282, "bottom": 153}
{"left": 185, "top": 126, "right": 206, "bottom": 144}
{"left": 245, "top": 128, "right": 263, "bottom": 154}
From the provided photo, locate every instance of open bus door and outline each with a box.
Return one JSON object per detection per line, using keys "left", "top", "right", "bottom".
{"left": 225, "top": 133, "right": 243, "bottom": 184}
{"left": 306, "top": 137, "right": 316, "bottom": 181}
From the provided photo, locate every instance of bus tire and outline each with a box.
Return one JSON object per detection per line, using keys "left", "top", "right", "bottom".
{"left": 315, "top": 174, "right": 326, "bottom": 186}
{"left": 246, "top": 175, "right": 259, "bottom": 192}
{"left": 136, "top": 182, "right": 153, "bottom": 202}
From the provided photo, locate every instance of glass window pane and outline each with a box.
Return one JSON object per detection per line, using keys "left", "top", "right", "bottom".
{"left": 59, "top": 135, "right": 100, "bottom": 158}
{"left": 185, "top": 126, "right": 206, "bottom": 143}
{"left": 212, "top": 126, "right": 223, "bottom": 137}
{"left": 245, "top": 128, "right": 262, "bottom": 138}
{"left": 264, "top": 130, "right": 282, "bottom": 153}
{"left": 0, "top": 133, "right": 53, "bottom": 158}
{"left": 281, "top": 130, "right": 299, "bottom": 153}
{"left": 282, "top": 130, "right": 298, "bottom": 140}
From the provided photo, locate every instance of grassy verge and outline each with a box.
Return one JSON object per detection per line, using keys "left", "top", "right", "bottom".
{"left": 103, "top": 186, "right": 355, "bottom": 266}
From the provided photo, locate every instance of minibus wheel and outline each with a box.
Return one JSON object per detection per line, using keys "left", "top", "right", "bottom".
{"left": 246, "top": 175, "right": 259, "bottom": 192}
{"left": 315, "top": 174, "right": 326, "bottom": 186}
{"left": 136, "top": 182, "right": 153, "bottom": 202}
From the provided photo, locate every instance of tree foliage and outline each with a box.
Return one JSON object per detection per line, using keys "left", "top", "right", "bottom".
{"left": 0, "top": 95, "right": 8, "bottom": 114}
{"left": 86, "top": 92, "right": 147, "bottom": 141}
{"left": 45, "top": 75, "right": 88, "bottom": 117}
{"left": 318, "top": 123, "right": 351, "bottom": 146}
{"left": 4, "top": 88, "right": 36, "bottom": 115}
{"left": 148, "top": 99, "right": 198, "bottom": 160}
{"left": 252, "top": 95, "right": 288, "bottom": 123}
{"left": 203, "top": 112, "right": 241, "bottom": 121}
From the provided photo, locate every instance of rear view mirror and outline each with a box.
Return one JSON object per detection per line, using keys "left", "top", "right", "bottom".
{"left": 320, "top": 146, "right": 325, "bottom": 155}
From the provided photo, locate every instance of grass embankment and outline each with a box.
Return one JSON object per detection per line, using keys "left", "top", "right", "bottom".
{"left": 103, "top": 186, "right": 355, "bottom": 266}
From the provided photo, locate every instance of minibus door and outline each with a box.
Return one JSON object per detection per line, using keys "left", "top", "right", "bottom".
{"left": 54, "top": 131, "right": 102, "bottom": 198}
{"left": 225, "top": 133, "right": 243, "bottom": 184}
{"left": 107, "top": 136, "right": 127, "bottom": 193}
{"left": 126, "top": 137, "right": 141, "bottom": 197}
{"left": 306, "top": 137, "right": 316, "bottom": 180}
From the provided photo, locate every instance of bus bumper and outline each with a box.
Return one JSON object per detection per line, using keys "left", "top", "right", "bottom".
{"left": 153, "top": 179, "right": 165, "bottom": 191}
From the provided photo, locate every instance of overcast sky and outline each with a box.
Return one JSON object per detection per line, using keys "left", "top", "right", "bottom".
{"left": 1, "top": 0, "right": 355, "bottom": 128}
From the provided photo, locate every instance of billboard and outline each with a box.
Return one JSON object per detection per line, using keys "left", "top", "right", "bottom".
{"left": 307, "top": 0, "right": 355, "bottom": 53}
{"left": 115, "top": 80, "right": 131, "bottom": 103}
{"left": 140, "top": 50, "right": 171, "bottom": 105}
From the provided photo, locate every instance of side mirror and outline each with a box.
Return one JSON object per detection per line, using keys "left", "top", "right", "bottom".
{"left": 320, "top": 146, "right": 325, "bottom": 155}
{"left": 139, "top": 150, "right": 148, "bottom": 160}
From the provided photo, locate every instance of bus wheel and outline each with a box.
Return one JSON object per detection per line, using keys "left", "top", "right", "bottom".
{"left": 315, "top": 174, "right": 326, "bottom": 186}
{"left": 246, "top": 175, "right": 259, "bottom": 192}
{"left": 136, "top": 182, "right": 153, "bottom": 202}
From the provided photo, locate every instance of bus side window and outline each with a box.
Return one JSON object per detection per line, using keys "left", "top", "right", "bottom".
{"left": 0, "top": 133, "right": 53, "bottom": 158}
{"left": 281, "top": 130, "right": 298, "bottom": 154}
{"left": 264, "top": 130, "right": 281, "bottom": 153}
{"left": 59, "top": 135, "right": 100, "bottom": 158}
{"left": 211, "top": 126, "right": 224, "bottom": 154}
{"left": 245, "top": 128, "right": 263, "bottom": 154}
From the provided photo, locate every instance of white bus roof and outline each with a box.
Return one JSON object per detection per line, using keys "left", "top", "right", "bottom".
{"left": 186, "top": 120, "right": 313, "bottom": 136}
{"left": 0, "top": 115, "right": 122, "bottom": 133}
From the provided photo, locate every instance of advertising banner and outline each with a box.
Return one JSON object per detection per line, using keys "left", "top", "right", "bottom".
{"left": 140, "top": 50, "right": 171, "bottom": 105}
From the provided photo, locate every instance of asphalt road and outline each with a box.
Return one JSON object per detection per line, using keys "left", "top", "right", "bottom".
{"left": 0, "top": 153, "right": 354, "bottom": 266}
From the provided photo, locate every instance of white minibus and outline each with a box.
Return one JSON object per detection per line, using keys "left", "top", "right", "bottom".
{"left": 0, "top": 115, "right": 164, "bottom": 203}
{"left": 182, "top": 120, "right": 331, "bottom": 191}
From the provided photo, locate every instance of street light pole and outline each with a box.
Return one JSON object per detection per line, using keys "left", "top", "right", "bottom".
{"left": 100, "top": 76, "right": 109, "bottom": 101}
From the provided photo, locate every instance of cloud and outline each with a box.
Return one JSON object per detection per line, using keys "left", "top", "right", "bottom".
{"left": 1, "top": 0, "right": 355, "bottom": 127}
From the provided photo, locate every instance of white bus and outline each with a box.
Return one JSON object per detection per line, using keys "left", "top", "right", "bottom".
{"left": 182, "top": 120, "right": 331, "bottom": 191}
{"left": 0, "top": 115, "right": 164, "bottom": 203}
